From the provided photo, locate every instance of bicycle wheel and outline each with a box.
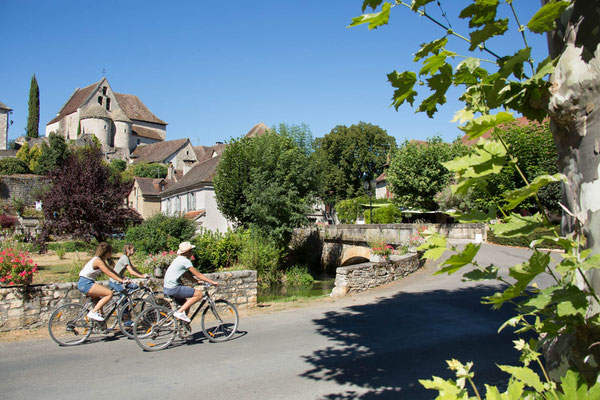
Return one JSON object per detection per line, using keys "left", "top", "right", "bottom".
{"left": 201, "top": 300, "right": 239, "bottom": 342}
{"left": 48, "top": 303, "right": 92, "bottom": 346}
{"left": 133, "top": 306, "right": 178, "bottom": 351}
{"left": 118, "top": 298, "right": 154, "bottom": 339}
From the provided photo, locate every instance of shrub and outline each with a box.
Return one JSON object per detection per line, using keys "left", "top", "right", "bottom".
{"left": 55, "top": 247, "right": 66, "bottom": 260}
{"left": 0, "top": 158, "right": 30, "bottom": 175}
{"left": 0, "top": 214, "right": 18, "bottom": 229}
{"left": 335, "top": 196, "right": 369, "bottom": 224}
{"left": 487, "top": 226, "right": 562, "bottom": 249}
{"left": 237, "top": 230, "right": 284, "bottom": 287}
{"left": 191, "top": 229, "right": 246, "bottom": 273}
{"left": 47, "top": 241, "right": 95, "bottom": 253}
{"left": 283, "top": 265, "right": 314, "bottom": 287}
{"left": 124, "top": 213, "right": 195, "bottom": 254}
{"left": 365, "top": 204, "right": 402, "bottom": 224}
{"left": 0, "top": 247, "right": 38, "bottom": 285}
{"left": 141, "top": 251, "right": 177, "bottom": 276}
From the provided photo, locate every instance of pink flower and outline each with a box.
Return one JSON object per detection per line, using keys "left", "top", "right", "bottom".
{"left": 0, "top": 278, "right": 5, "bottom": 283}
{"left": 19, "top": 271, "right": 26, "bottom": 277}
{"left": 162, "top": 251, "right": 167, "bottom": 256}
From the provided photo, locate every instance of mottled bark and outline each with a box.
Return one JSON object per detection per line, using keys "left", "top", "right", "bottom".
{"left": 544, "top": 0, "right": 600, "bottom": 382}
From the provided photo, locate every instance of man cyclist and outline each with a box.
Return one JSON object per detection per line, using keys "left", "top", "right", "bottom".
{"left": 163, "top": 241, "right": 218, "bottom": 322}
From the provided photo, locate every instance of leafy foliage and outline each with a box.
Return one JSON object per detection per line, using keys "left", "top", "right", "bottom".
{"left": 314, "top": 122, "right": 396, "bottom": 205}
{"left": 335, "top": 196, "right": 369, "bottom": 224}
{"left": 0, "top": 158, "right": 30, "bottom": 175}
{"left": 365, "top": 203, "right": 402, "bottom": 224}
{"left": 213, "top": 129, "right": 319, "bottom": 243}
{"left": 40, "top": 145, "right": 139, "bottom": 243}
{"left": 191, "top": 228, "right": 246, "bottom": 273}
{"left": 33, "top": 133, "right": 70, "bottom": 175}
{"left": 124, "top": 213, "right": 195, "bottom": 255}
{"left": 26, "top": 74, "right": 39, "bottom": 139}
{"left": 387, "top": 136, "right": 467, "bottom": 210}
{"left": 129, "top": 162, "right": 167, "bottom": 179}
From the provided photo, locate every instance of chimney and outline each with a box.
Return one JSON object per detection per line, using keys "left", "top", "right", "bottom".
{"left": 167, "top": 163, "right": 175, "bottom": 180}
{"left": 183, "top": 160, "right": 195, "bottom": 175}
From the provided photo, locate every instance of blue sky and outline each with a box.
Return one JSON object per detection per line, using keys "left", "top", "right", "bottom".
{"left": 1, "top": 1, "right": 549, "bottom": 147}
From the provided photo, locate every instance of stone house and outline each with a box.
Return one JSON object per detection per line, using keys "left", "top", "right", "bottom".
{"left": 130, "top": 138, "right": 198, "bottom": 174}
{"left": 160, "top": 155, "right": 232, "bottom": 232}
{"left": 45, "top": 77, "right": 166, "bottom": 154}
{"left": 128, "top": 176, "right": 176, "bottom": 219}
{"left": 0, "top": 101, "right": 12, "bottom": 151}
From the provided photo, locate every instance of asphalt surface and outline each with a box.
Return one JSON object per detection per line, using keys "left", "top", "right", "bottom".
{"left": 0, "top": 243, "right": 555, "bottom": 399}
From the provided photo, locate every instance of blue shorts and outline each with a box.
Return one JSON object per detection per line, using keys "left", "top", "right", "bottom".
{"left": 109, "top": 281, "right": 139, "bottom": 294}
{"left": 163, "top": 285, "right": 195, "bottom": 299}
{"left": 77, "top": 277, "right": 95, "bottom": 294}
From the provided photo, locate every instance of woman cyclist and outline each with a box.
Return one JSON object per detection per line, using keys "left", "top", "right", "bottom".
{"left": 77, "top": 242, "right": 129, "bottom": 321}
{"left": 108, "top": 243, "right": 150, "bottom": 293}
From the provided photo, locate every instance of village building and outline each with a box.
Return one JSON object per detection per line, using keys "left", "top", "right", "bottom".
{"left": 130, "top": 138, "right": 198, "bottom": 174}
{"left": 45, "top": 77, "right": 166, "bottom": 155}
{"left": 0, "top": 101, "right": 12, "bottom": 151}
{"left": 128, "top": 176, "right": 176, "bottom": 219}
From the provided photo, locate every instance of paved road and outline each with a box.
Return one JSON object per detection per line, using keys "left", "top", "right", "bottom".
{"left": 0, "top": 243, "right": 552, "bottom": 399}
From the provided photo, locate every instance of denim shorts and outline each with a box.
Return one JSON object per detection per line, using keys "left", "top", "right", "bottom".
{"left": 109, "top": 281, "right": 139, "bottom": 294}
{"left": 163, "top": 285, "right": 195, "bottom": 299}
{"left": 77, "top": 277, "right": 95, "bottom": 294}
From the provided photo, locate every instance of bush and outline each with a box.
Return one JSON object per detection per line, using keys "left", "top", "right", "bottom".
{"left": 0, "top": 214, "right": 18, "bottom": 229}
{"left": 237, "top": 230, "right": 284, "bottom": 287}
{"left": 365, "top": 204, "right": 402, "bottom": 224}
{"left": 191, "top": 229, "right": 246, "bottom": 273}
{"left": 335, "top": 196, "right": 369, "bottom": 224}
{"left": 130, "top": 162, "right": 168, "bottom": 179}
{"left": 47, "top": 241, "right": 95, "bottom": 253}
{"left": 0, "top": 247, "right": 38, "bottom": 286}
{"left": 124, "top": 213, "right": 195, "bottom": 254}
{"left": 487, "top": 226, "right": 562, "bottom": 249}
{"left": 0, "top": 158, "right": 30, "bottom": 175}
{"left": 141, "top": 251, "right": 177, "bottom": 276}
{"left": 283, "top": 265, "right": 314, "bottom": 287}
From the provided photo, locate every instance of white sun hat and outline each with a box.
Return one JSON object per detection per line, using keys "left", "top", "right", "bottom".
{"left": 177, "top": 241, "right": 196, "bottom": 254}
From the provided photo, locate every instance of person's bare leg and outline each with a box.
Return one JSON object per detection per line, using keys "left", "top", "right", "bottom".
{"left": 88, "top": 284, "right": 113, "bottom": 313}
{"left": 178, "top": 289, "right": 203, "bottom": 314}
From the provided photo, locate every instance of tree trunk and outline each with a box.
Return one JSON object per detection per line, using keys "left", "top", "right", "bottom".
{"left": 544, "top": 0, "right": 600, "bottom": 382}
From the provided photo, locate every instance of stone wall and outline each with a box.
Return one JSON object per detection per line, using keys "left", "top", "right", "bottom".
{"left": 0, "top": 270, "right": 257, "bottom": 332}
{"left": 0, "top": 174, "right": 50, "bottom": 205}
{"left": 331, "top": 253, "right": 422, "bottom": 297}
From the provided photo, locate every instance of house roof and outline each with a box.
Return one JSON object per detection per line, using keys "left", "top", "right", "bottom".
{"left": 161, "top": 155, "right": 221, "bottom": 197}
{"left": 130, "top": 138, "right": 189, "bottom": 163}
{"left": 245, "top": 122, "right": 269, "bottom": 138}
{"left": 134, "top": 177, "right": 175, "bottom": 196}
{"left": 80, "top": 102, "right": 110, "bottom": 120}
{"left": 47, "top": 78, "right": 166, "bottom": 126}
{"left": 375, "top": 172, "right": 386, "bottom": 183}
{"left": 193, "top": 143, "right": 227, "bottom": 163}
{"left": 184, "top": 209, "right": 206, "bottom": 220}
{"left": 132, "top": 126, "right": 164, "bottom": 141}
{"left": 0, "top": 101, "right": 12, "bottom": 111}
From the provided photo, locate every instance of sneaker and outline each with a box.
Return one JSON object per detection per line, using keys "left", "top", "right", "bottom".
{"left": 123, "top": 320, "right": 134, "bottom": 328}
{"left": 87, "top": 311, "right": 105, "bottom": 322}
{"left": 173, "top": 311, "right": 191, "bottom": 323}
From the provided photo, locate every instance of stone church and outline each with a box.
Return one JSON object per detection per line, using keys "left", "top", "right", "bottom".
{"left": 45, "top": 77, "right": 166, "bottom": 155}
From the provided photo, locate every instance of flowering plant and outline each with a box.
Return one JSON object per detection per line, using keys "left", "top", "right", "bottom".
{"left": 370, "top": 242, "right": 394, "bottom": 258}
{"left": 143, "top": 250, "right": 177, "bottom": 270}
{"left": 408, "top": 226, "right": 427, "bottom": 249}
{"left": 0, "top": 247, "right": 38, "bottom": 286}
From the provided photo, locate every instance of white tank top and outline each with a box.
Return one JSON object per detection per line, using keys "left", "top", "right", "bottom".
{"left": 79, "top": 256, "right": 103, "bottom": 280}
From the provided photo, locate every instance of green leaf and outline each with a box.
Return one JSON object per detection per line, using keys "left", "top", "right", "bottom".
{"left": 419, "top": 376, "right": 465, "bottom": 397}
{"left": 419, "top": 234, "right": 447, "bottom": 260}
{"left": 459, "top": 0, "right": 500, "bottom": 27}
{"left": 388, "top": 71, "right": 418, "bottom": 109}
{"left": 523, "top": 286, "right": 558, "bottom": 310}
{"left": 419, "top": 51, "right": 456, "bottom": 76}
{"left": 414, "top": 37, "right": 448, "bottom": 61}
{"left": 454, "top": 58, "right": 488, "bottom": 84}
{"left": 348, "top": 2, "right": 392, "bottom": 30}
{"left": 509, "top": 250, "right": 550, "bottom": 284}
{"left": 462, "top": 265, "right": 499, "bottom": 281}
{"left": 527, "top": 1, "right": 570, "bottom": 34}
{"left": 498, "top": 48, "right": 531, "bottom": 80}
{"left": 578, "top": 254, "right": 600, "bottom": 271}
{"left": 553, "top": 286, "right": 588, "bottom": 318}
{"left": 410, "top": 0, "right": 435, "bottom": 11}
{"left": 447, "top": 207, "right": 496, "bottom": 223}
{"left": 469, "top": 19, "right": 508, "bottom": 51}
{"left": 436, "top": 243, "right": 481, "bottom": 275}
{"left": 417, "top": 64, "right": 453, "bottom": 117}
{"left": 498, "top": 365, "right": 544, "bottom": 392}
{"left": 502, "top": 173, "right": 567, "bottom": 210}
{"left": 362, "top": 0, "right": 383, "bottom": 12}
{"left": 483, "top": 384, "right": 502, "bottom": 400}
{"left": 451, "top": 108, "right": 475, "bottom": 124}
{"left": 458, "top": 112, "right": 515, "bottom": 140}
{"left": 492, "top": 213, "right": 544, "bottom": 238}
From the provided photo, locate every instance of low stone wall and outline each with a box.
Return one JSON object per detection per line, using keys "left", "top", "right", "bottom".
{"left": 331, "top": 253, "right": 421, "bottom": 297}
{"left": 0, "top": 270, "right": 257, "bottom": 332}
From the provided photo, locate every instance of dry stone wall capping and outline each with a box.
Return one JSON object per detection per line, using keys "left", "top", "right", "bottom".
{"left": 0, "top": 270, "right": 257, "bottom": 332}
{"left": 331, "top": 253, "right": 422, "bottom": 297}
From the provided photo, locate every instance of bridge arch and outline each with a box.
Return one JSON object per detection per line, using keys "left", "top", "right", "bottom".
{"left": 340, "top": 246, "right": 371, "bottom": 266}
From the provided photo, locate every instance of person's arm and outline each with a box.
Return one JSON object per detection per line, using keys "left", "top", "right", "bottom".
{"left": 94, "top": 259, "right": 128, "bottom": 283}
{"left": 187, "top": 267, "right": 218, "bottom": 286}
{"left": 126, "top": 262, "right": 149, "bottom": 279}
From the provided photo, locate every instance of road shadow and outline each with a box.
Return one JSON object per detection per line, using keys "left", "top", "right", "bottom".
{"left": 301, "top": 285, "right": 528, "bottom": 399}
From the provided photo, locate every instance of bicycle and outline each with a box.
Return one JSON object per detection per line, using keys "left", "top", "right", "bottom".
{"left": 132, "top": 283, "right": 239, "bottom": 351}
{"left": 48, "top": 284, "right": 154, "bottom": 346}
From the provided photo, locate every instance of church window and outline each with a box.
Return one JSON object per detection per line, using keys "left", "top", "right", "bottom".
{"left": 97, "top": 96, "right": 103, "bottom": 105}
{"left": 106, "top": 98, "right": 111, "bottom": 111}
{"left": 102, "top": 86, "right": 107, "bottom": 95}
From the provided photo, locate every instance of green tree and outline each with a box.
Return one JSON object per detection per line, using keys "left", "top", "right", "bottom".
{"left": 0, "top": 158, "right": 30, "bottom": 175}
{"left": 213, "top": 130, "right": 319, "bottom": 242}
{"left": 125, "top": 213, "right": 195, "bottom": 255}
{"left": 388, "top": 136, "right": 467, "bottom": 210}
{"left": 314, "top": 122, "right": 396, "bottom": 205}
{"left": 26, "top": 74, "right": 39, "bottom": 139}
{"left": 33, "top": 133, "right": 69, "bottom": 175}
{"left": 129, "top": 162, "right": 168, "bottom": 179}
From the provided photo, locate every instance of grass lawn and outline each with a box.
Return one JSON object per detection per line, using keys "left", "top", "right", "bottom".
{"left": 30, "top": 251, "right": 125, "bottom": 284}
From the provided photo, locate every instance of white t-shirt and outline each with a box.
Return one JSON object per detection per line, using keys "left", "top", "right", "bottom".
{"left": 109, "top": 255, "right": 130, "bottom": 283}
{"left": 163, "top": 255, "right": 193, "bottom": 289}
{"left": 79, "top": 256, "right": 102, "bottom": 280}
